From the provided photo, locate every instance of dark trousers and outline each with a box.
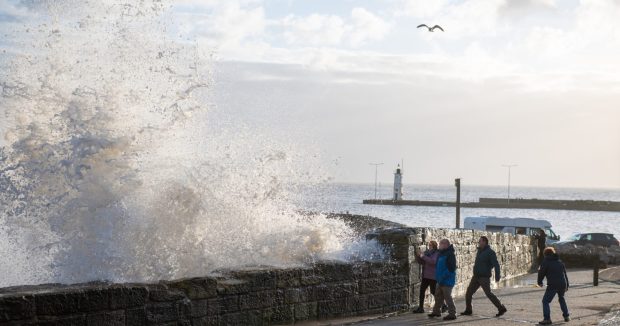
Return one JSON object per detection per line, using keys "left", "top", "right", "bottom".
{"left": 419, "top": 278, "right": 437, "bottom": 307}
{"left": 465, "top": 277, "right": 503, "bottom": 311}
{"left": 542, "top": 287, "right": 569, "bottom": 320}
{"left": 537, "top": 248, "right": 545, "bottom": 265}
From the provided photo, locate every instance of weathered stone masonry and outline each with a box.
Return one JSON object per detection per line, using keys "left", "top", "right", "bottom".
{"left": 0, "top": 261, "right": 408, "bottom": 325}
{"left": 369, "top": 227, "right": 537, "bottom": 305}
{"left": 0, "top": 224, "right": 536, "bottom": 325}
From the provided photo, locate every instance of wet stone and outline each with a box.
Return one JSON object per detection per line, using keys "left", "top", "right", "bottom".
{"left": 146, "top": 285, "right": 186, "bottom": 302}
{"left": 300, "top": 270, "right": 323, "bottom": 286}
{"left": 276, "top": 268, "right": 302, "bottom": 288}
{"left": 35, "top": 291, "right": 82, "bottom": 316}
{"left": 263, "top": 305, "right": 294, "bottom": 324}
{"left": 284, "top": 287, "right": 316, "bottom": 304}
{"left": 367, "top": 292, "right": 390, "bottom": 309}
{"left": 349, "top": 295, "right": 369, "bottom": 312}
{"left": 191, "top": 315, "right": 220, "bottom": 326}
{"left": 36, "top": 314, "right": 87, "bottom": 326}
{"left": 216, "top": 278, "right": 250, "bottom": 295}
{"left": 108, "top": 286, "right": 147, "bottom": 310}
{"left": 294, "top": 302, "right": 317, "bottom": 320}
{"left": 0, "top": 295, "right": 34, "bottom": 322}
{"left": 358, "top": 278, "right": 385, "bottom": 294}
{"left": 146, "top": 302, "right": 178, "bottom": 324}
{"left": 78, "top": 288, "right": 109, "bottom": 312}
{"left": 317, "top": 298, "right": 350, "bottom": 318}
{"left": 221, "top": 310, "right": 263, "bottom": 325}
{"left": 209, "top": 295, "right": 239, "bottom": 315}
{"left": 166, "top": 277, "right": 218, "bottom": 300}
{"left": 125, "top": 307, "right": 146, "bottom": 326}
{"left": 188, "top": 299, "right": 209, "bottom": 318}
{"left": 230, "top": 270, "right": 277, "bottom": 291}
{"left": 86, "top": 310, "right": 124, "bottom": 326}
{"left": 313, "top": 261, "right": 355, "bottom": 282}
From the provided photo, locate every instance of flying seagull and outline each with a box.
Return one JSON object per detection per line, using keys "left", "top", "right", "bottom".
{"left": 417, "top": 24, "right": 444, "bottom": 32}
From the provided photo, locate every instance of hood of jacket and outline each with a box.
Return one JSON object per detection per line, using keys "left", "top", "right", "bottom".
{"left": 439, "top": 244, "right": 455, "bottom": 255}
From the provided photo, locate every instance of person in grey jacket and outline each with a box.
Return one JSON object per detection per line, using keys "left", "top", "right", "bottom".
{"left": 461, "top": 236, "right": 507, "bottom": 317}
{"left": 537, "top": 247, "right": 570, "bottom": 325}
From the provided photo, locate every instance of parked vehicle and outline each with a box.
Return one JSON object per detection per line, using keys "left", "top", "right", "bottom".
{"left": 557, "top": 233, "right": 619, "bottom": 247}
{"left": 464, "top": 216, "right": 561, "bottom": 245}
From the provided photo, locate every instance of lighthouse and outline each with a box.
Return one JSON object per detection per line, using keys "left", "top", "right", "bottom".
{"left": 393, "top": 164, "right": 403, "bottom": 201}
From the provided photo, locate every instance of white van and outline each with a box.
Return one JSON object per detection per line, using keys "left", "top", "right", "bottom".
{"left": 464, "top": 216, "right": 560, "bottom": 245}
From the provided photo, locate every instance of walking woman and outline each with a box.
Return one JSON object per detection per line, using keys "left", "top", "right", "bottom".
{"left": 413, "top": 240, "right": 439, "bottom": 313}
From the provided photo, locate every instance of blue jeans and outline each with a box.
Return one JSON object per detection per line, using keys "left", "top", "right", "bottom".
{"left": 542, "top": 286, "right": 569, "bottom": 320}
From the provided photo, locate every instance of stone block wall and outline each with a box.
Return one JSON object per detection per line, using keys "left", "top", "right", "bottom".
{"left": 0, "top": 225, "right": 536, "bottom": 325}
{"left": 0, "top": 261, "right": 408, "bottom": 325}
{"left": 369, "top": 227, "right": 537, "bottom": 306}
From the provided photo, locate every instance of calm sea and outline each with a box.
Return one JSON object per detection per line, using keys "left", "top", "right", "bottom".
{"left": 295, "top": 183, "right": 620, "bottom": 240}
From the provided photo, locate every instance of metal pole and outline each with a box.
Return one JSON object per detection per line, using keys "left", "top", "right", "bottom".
{"left": 369, "top": 163, "right": 384, "bottom": 200}
{"left": 455, "top": 178, "right": 461, "bottom": 229}
{"left": 501, "top": 164, "right": 518, "bottom": 205}
{"left": 593, "top": 257, "right": 599, "bottom": 286}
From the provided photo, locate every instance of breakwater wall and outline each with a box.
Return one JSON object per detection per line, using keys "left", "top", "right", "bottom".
{"left": 363, "top": 197, "right": 620, "bottom": 212}
{"left": 0, "top": 217, "right": 536, "bottom": 325}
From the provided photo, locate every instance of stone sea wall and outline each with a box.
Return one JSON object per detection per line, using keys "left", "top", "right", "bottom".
{"left": 370, "top": 227, "right": 537, "bottom": 304}
{"left": 0, "top": 216, "right": 537, "bottom": 325}
{"left": 0, "top": 261, "right": 408, "bottom": 325}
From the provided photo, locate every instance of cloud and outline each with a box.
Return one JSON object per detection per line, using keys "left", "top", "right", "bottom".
{"left": 349, "top": 8, "right": 392, "bottom": 46}
{"left": 173, "top": 0, "right": 266, "bottom": 54}
{"left": 279, "top": 7, "right": 391, "bottom": 47}
{"left": 280, "top": 13, "right": 346, "bottom": 46}
{"left": 499, "top": 0, "right": 558, "bottom": 13}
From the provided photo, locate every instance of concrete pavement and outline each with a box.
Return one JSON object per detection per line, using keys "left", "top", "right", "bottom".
{"left": 301, "top": 267, "right": 620, "bottom": 326}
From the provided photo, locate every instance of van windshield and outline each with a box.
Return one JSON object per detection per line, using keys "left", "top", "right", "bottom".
{"left": 544, "top": 229, "right": 557, "bottom": 238}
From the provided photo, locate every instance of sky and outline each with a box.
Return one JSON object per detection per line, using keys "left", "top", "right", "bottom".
{"left": 1, "top": 0, "right": 620, "bottom": 189}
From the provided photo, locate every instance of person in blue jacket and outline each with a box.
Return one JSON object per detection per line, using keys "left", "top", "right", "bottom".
{"left": 428, "top": 238, "right": 458, "bottom": 320}
{"left": 537, "top": 247, "right": 570, "bottom": 325}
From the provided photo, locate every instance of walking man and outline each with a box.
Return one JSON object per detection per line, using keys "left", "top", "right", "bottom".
{"left": 537, "top": 247, "right": 570, "bottom": 325}
{"left": 461, "top": 236, "right": 508, "bottom": 317}
{"left": 428, "top": 239, "right": 458, "bottom": 321}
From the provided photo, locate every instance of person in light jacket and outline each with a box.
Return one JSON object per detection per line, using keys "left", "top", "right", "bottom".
{"left": 413, "top": 240, "right": 439, "bottom": 313}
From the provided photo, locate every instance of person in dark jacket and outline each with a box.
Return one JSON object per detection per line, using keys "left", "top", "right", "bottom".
{"left": 535, "top": 229, "right": 547, "bottom": 265}
{"left": 461, "top": 236, "right": 507, "bottom": 317}
{"left": 428, "top": 239, "right": 458, "bottom": 321}
{"left": 537, "top": 247, "right": 570, "bottom": 325}
{"left": 413, "top": 240, "right": 439, "bottom": 313}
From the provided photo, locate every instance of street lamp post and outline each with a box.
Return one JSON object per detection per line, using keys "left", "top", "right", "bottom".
{"left": 369, "top": 163, "right": 384, "bottom": 200}
{"left": 501, "top": 164, "right": 518, "bottom": 205}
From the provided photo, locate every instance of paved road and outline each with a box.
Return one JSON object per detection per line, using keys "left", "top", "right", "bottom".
{"left": 302, "top": 267, "right": 620, "bottom": 326}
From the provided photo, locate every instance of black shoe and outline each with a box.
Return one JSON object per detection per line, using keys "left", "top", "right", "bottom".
{"left": 496, "top": 305, "right": 507, "bottom": 317}
{"left": 412, "top": 306, "right": 424, "bottom": 313}
{"left": 427, "top": 313, "right": 441, "bottom": 318}
{"left": 564, "top": 316, "right": 571, "bottom": 322}
{"left": 538, "top": 320, "right": 552, "bottom": 325}
{"left": 443, "top": 315, "right": 457, "bottom": 321}
{"left": 460, "top": 310, "right": 473, "bottom": 316}
{"left": 441, "top": 304, "right": 448, "bottom": 313}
